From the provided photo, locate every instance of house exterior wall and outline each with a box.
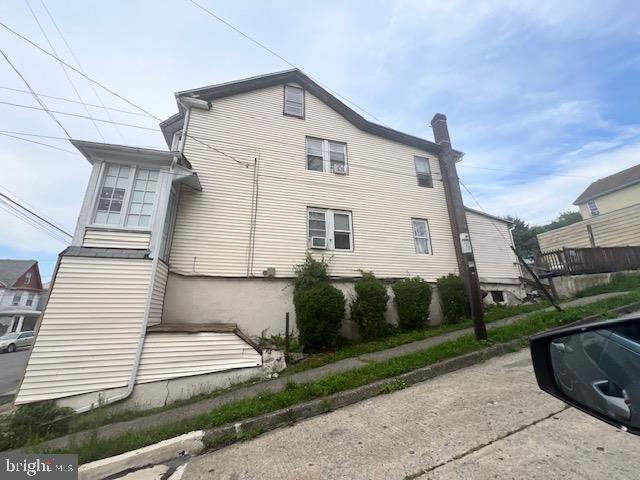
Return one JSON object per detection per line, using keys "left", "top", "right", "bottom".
{"left": 537, "top": 203, "right": 640, "bottom": 252}
{"left": 466, "top": 210, "right": 520, "bottom": 284}
{"left": 148, "top": 260, "right": 168, "bottom": 326}
{"left": 168, "top": 85, "right": 459, "bottom": 281}
{"left": 15, "top": 256, "right": 153, "bottom": 405}
{"left": 578, "top": 183, "right": 640, "bottom": 219}
{"left": 82, "top": 228, "right": 151, "bottom": 250}
{"left": 135, "top": 332, "right": 262, "bottom": 384}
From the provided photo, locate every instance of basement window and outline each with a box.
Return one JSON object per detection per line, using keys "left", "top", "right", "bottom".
{"left": 414, "top": 156, "right": 433, "bottom": 188}
{"left": 284, "top": 85, "right": 304, "bottom": 118}
{"left": 491, "top": 290, "right": 505, "bottom": 303}
{"left": 307, "top": 208, "right": 353, "bottom": 251}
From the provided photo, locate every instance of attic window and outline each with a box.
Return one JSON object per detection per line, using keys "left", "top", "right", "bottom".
{"left": 587, "top": 199, "right": 599, "bottom": 216}
{"left": 24, "top": 272, "right": 32, "bottom": 285}
{"left": 284, "top": 85, "right": 304, "bottom": 118}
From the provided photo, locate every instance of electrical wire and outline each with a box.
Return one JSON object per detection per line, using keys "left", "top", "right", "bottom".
{"left": 0, "top": 183, "right": 67, "bottom": 232}
{"left": 24, "top": 0, "right": 105, "bottom": 140}
{"left": 0, "top": 198, "right": 69, "bottom": 244}
{"left": 0, "top": 48, "right": 71, "bottom": 138}
{"left": 0, "top": 191, "right": 72, "bottom": 237}
{"left": 0, "top": 100, "right": 159, "bottom": 131}
{"left": 188, "top": 0, "right": 389, "bottom": 126}
{"left": 39, "top": 0, "right": 129, "bottom": 144}
{"left": 0, "top": 86, "right": 152, "bottom": 117}
{"left": 0, "top": 132, "right": 81, "bottom": 155}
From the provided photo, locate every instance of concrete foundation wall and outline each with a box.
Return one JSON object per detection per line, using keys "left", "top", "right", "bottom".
{"left": 163, "top": 273, "right": 523, "bottom": 339}
{"left": 550, "top": 272, "right": 614, "bottom": 299}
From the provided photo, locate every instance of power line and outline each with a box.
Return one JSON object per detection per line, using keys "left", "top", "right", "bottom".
{"left": 0, "top": 131, "right": 81, "bottom": 155}
{"left": 188, "top": 0, "right": 389, "bottom": 126}
{"left": 24, "top": 0, "right": 105, "bottom": 140}
{"left": 0, "top": 21, "right": 162, "bottom": 121}
{"left": 0, "top": 48, "right": 71, "bottom": 138}
{"left": 0, "top": 198, "right": 69, "bottom": 244}
{"left": 0, "top": 100, "right": 159, "bottom": 131}
{"left": 0, "top": 183, "right": 67, "bottom": 232}
{"left": 0, "top": 191, "right": 72, "bottom": 237}
{"left": 0, "top": 86, "right": 152, "bottom": 117}
{"left": 39, "top": 0, "right": 129, "bottom": 144}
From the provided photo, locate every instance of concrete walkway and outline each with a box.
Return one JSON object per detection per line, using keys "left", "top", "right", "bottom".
{"left": 43, "top": 292, "right": 626, "bottom": 450}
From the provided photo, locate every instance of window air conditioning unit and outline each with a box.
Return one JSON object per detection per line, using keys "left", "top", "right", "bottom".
{"left": 310, "top": 236, "right": 327, "bottom": 249}
{"left": 332, "top": 164, "right": 347, "bottom": 175}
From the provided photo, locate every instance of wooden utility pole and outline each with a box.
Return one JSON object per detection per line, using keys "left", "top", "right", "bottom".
{"left": 431, "top": 114, "right": 487, "bottom": 340}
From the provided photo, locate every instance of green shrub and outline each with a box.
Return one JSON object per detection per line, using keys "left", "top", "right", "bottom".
{"left": 295, "top": 283, "right": 345, "bottom": 351}
{"left": 292, "top": 254, "right": 329, "bottom": 291}
{"left": 392, "top": 277, "right": 433, "bottom": 330}
{"left": 0, "top": 401, "right": 73, "bottom": 450}
{"left": 437, "top": 274, "right": 470, "bottom": 324}
{"left": 351, "top": 272, "right": 389, "bottom": 339}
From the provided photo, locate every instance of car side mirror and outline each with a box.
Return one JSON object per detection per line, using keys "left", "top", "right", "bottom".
{"left": 530, "top": 316, "right": 640, "bottom": 435}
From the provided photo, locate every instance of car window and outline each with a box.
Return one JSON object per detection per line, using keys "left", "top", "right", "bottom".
{"left": 608, "top": 325, "right": 640, "bottom": 342}
{"left": 1, "top": 333, "right": 20, "bottom": 340}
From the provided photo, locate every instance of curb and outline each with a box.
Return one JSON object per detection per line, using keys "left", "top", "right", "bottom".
{"left": 78, "top": 431, "right": 204, "bottom": 480}
{"left": 77, "top": 338, "right": 525, "bottom": 479}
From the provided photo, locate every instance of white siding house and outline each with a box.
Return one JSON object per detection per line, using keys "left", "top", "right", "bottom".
{"left": 17, "top": 69, "right": 522, "bottom": 411}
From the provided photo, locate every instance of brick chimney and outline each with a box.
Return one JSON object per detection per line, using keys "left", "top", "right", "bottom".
{"left": 430, "top": 113, "right": 451, "bottom": 148}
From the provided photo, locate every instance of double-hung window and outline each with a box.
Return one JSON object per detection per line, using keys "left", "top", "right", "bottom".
{"left": 412, "top": 219, "right": 432, "bottom": 255}
{"left": 307, "top": 208, "right": 353, "bottom": 251}
{"left": 587, "top": 199, "right": 599, "bottom": 216}
{"left": 26, "top": 292, "right": 35, "bottom": 307}
{"left": 12, "top": 293, "right": 22, "bottom": 306}
{"left": 306, "top": 138, "right": 348, "bottom": 175}
{"left": 414, "top": 156, "right": 433, "bottom": 188}
{"left": 93, "top": 164, "right": 159, "bottom": 229}
{"left": 284, "top": 85, "right": 304, "bottom": 117}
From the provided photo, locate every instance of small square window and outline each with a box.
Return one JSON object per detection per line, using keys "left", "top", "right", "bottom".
{"left": 305, "top": 137, "right": 348, "bottom": 175}
{"left": 491, "top": 290, "right": 505, "bottom": 303}
{"left": 284, "top": 85, "right": 304, "bottom": 118}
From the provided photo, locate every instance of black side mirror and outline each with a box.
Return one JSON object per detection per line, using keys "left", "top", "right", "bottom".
{"left": 530, "top": 315, "right": 640, "bottom": 435}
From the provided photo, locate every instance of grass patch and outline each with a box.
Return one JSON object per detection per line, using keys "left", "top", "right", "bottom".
{"left": 36, "top": 290, "right": 640, "bottom": 464}
{"left": 575, "top": 272, "right": 640, "bottom": 298}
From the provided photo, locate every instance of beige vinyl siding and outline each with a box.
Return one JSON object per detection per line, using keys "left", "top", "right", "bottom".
{"left": 136, "top": 332, "right": 262, "bottom": 384}
{"left": 466, "top": 211, "right": 520, "bottom": 283}
{"left": 15, "top": 256, "right": 152, "bottom": 404}
{"left": 578, "top": 183, "right": 640, "bottom": 219}
{"left": 148, "top": 261, "right": 168, "bottom": 326}
{"left": 170, "top": 85, "right": 458, "bottom": 281}
{"left": 537, "top": 203, "right": 640, "bottom": 252}
{"left": 83, "top": 228, "right": 151, "bottom": 249}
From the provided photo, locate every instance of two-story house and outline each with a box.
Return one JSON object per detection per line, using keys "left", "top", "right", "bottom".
{"left": 0, "top": 260, "right": 44, "bottom": 336}
{"left": 16, "top": 69, "right": 522, "bottom": 412}
{"left": 537, "top": 164, "right": 640, "bottom": 252}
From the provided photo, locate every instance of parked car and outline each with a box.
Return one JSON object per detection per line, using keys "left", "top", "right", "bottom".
{"left": 0, "top": 331, "right": 35, "bottom": 353}
{"left": 531, "top": 315, "right": 640, "bottom": 433}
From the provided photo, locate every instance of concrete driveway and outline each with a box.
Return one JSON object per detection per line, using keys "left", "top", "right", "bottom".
{"left": 0, "top": 348, "right": 29, "bottom": 400}
{"left": 176, "top": 348, "right": 640, "bottom": 480}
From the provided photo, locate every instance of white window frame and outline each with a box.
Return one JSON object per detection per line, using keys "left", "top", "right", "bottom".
{"left": 412, "top": 218, "right": 432, "bottom": 255}
{"left": 587, "top": 199, "right": 600, "bottom": 216}
{"left": 12, "top": 292, "right": 22, "bottom": 306}
{"left": 307, "top": 208, "right": 353, "bottom": 251}
{"left": 90, "top": 162, "right": 159, "bottom": 231}
{"left": 26, "top": 292, "right": 35, "bottom": 307}
{"left": 24, "top": 272, "right": 32, "bottom": 285}
{"left": 414, "top": 156, "right": 433, "bottom": 188}
{"left": 305, "top": 137, "right": 348, "bottom": 175}
{"left": 284, "top": 85, "right": 304, "bottom": 118}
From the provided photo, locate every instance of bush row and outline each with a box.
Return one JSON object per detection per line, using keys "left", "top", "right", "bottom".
{"left": 293, "top": 255, "right": 471, "bottom": 350}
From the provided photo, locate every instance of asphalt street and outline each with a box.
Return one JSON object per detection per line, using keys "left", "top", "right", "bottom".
{"left": 0, "top": 348, "right": 29, "bottom": 398}
{"left": 175, "top": 348, "right": 640, "bottom": 480}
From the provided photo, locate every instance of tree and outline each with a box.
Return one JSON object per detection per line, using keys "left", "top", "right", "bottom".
{"left": 503, "top": 211, "right": 582, "bottom": 258}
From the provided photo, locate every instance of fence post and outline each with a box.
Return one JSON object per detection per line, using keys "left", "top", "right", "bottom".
{"left": 285, "top": 312, "right": 290, "bottom": 356}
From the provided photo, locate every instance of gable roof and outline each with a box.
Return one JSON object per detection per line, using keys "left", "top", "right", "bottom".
{"left": 573, "top": 163, "right": 640, "bottom": 205}
{"left": 0, "top": 260, "right": 36, "bottom": 288}
{"left": 160, "top": 69, "right": 452, "bottom": 157}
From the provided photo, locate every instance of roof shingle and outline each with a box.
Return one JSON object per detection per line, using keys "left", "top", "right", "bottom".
{"left": 573, "top": 163, "right": 640, "bottom": 205}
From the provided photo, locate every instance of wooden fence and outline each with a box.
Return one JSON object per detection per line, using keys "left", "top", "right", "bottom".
{"left": 536, "top": 246, "right": 640, "bottom": 276}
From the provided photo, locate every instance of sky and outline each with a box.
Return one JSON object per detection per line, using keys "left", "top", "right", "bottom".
{"left": 1, "top": 0, "right": 639, "bottom": 281}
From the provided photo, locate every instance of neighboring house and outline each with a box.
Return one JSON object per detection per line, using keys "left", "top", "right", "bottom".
{"left": 0, "top": 260, "right": 44, "bottom": 336}
{"left": 16, "top": 69, "right": 522, "bottom": 411}
{"left": 538, "top": 164, "right": 640, "bottom": 252}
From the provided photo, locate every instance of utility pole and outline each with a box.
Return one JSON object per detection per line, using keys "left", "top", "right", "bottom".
{"left": 431, "top": 113, "right": 487, "bottom": 340}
